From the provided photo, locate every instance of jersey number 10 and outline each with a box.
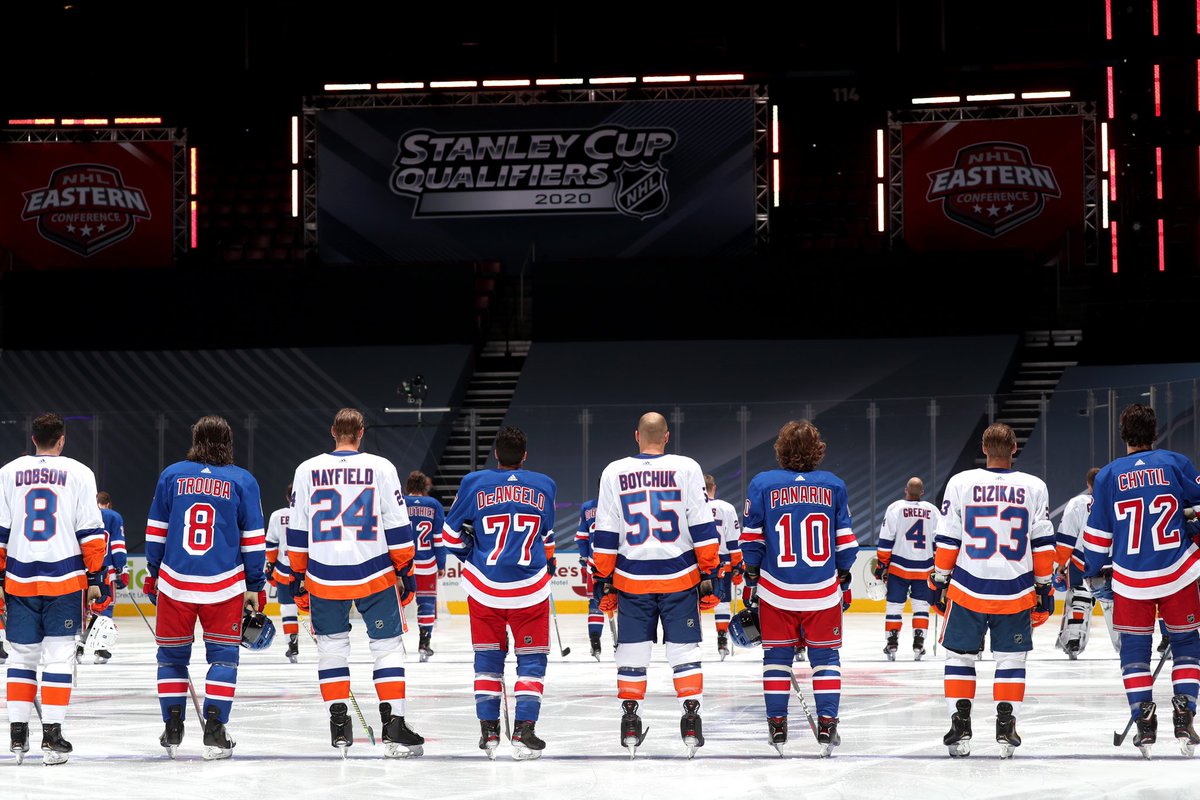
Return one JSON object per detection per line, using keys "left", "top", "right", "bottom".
{"left": 775, "top": 512, "right": 832, "bottom": 568}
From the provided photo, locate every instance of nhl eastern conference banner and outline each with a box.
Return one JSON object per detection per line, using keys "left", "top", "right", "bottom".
{"left": 901, "top": 116, "right": 1085, "bottom": 262}
{"left": 0, "top": 141, "right": 175, "bottom": 268}
{"left": 316, "top": 99, "right": 756, "bottom": 264}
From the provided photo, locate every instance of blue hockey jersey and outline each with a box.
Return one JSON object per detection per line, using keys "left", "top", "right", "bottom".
{"left": 1083, "top": 448, "right": 1200, "bottom": 600}
{"left": 442, "top": 469, "right": 557, "bottom": 609}
{"left": 576, "top": 499, "right": 597, "bottom": 566}
{"left": 146, "top": 461, "right": 267, "bottom": 604}
{"left": 100, "top": 506, "right": 127, "bottom": 576}
{"left": 740, "top": 468, "right": 857, "bottom": 612}
{"left": 404, "top": 494, "right": 446, "bottom": 575}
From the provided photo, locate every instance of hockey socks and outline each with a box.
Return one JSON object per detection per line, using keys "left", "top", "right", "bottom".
{"left": 944, "top": 653, "right": 978, "bottom": 715}
{"left": 763, "top": 646, "right": 794, "bottom": 718}
{"left": 808, "top": 647, "right": 842, "bottom": 719}
{"left": 370, "top": 636, "right": 407, "bottom": 715}
{"left": 667, "top": 643, "right": 703, "bottom": 706}
{"left": 992, "top": 652, "right": 1026, "bottom": 716}
{"left": 1121, "top": 633, "right": 1155, "bottom": 717}
{"left": 1168, "top": 631, "right": 1200, "bottom": 713}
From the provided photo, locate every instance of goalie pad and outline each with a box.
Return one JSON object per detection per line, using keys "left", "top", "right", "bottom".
{"left": 82, "top": 614, "right": 118, "bottom": 656}
{"left": 862, "top": 557, "right": 887, "bottom": 602}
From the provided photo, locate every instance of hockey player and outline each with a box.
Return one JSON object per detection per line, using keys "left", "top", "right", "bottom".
{"left": 0, "top": 413, "right": 106, "bottom": 765}
{"left": 1054, "top": 467, "right": 1100, "bottom": 658}
{"left": 91, "top": 491, "right": 127, "bottom": 664}
{"left": 592, "top": 412, "right": 720, "bottom": 758}
{"left": 931, "top": 423, "right": 1054, "bottom": 759}
{"left": 875, "top": 477, "right": 938, "bottom": 661}
{"left": 287, "top": 408, "right": 424, "bottom": 758}
{"left": 575, "top": 492, "right": 606, "bottom": 659}
{"left": 265, "top": 484, "right": 300, "bottom": 663}
{"left": 442, "top": 426, "right": 557, "bottom": 760}
{"left": 741, "top": 420, "right": 857, "bottom": 757}
{"left": 402, "top": 470, "right": 445, "bottom": 662}
{"left": 1082, "top": 404, "right": 1200, "bottom": 758}
{"left": 143, "top": 415, "right": 267, "bottom": 760}
{"left": 705, "top": 474, "right": 742, "bottom": 660}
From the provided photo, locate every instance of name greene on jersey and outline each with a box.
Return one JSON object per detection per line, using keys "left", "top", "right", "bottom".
{"left": 902, "top": 506, "right": 934, "bottom": 519}
{"left": 477, "top": 485, "right": 547, "bottom": 511}
{"left": 770, "top": 485, "right": 832, "bottom": 508}
{"left": 175, "top": 477, "right": 232, "bottom": 499}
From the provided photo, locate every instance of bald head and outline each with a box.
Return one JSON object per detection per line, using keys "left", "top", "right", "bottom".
{"left": 635, "top": 412, "right": 669, "bottom": 454}
{"left": 905, "top": 477, "right": 925, "bottom": 501}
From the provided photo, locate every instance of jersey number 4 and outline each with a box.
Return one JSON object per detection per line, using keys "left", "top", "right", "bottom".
{"left": 311, "top": 488, "right": 378, "bottom": 542}
{"left": 775, "top": 512, "right": 832, "bottom": 568}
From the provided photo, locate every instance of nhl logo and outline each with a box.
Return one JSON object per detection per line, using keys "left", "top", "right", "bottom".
{"left": 614, "top": 162, "right": 669, "bottom": 221}
{"left": 524, "top": 635, "right": 533, "bottom": 645}
{"left": 21, "top": 164, "right": 152, "bottom": 256}
{"left": 925, "top": 142, "right": 1061, "bottom": 238}
{"left": 1189, "top": 614, "right": 1196, "bottom": 624}
{"left": 1014, "top": 634, "right": 1024, "bottom": 644}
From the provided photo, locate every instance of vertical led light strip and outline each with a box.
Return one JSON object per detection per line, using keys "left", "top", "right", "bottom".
{"left": 1106, "top": 0, "right": 1113, "bottom": 39}
{"left": 1100, "top": 123, "right": 1109, "bottom": 171}
{"left": 1152, "top": 0, "right": 1159, "bottom": 35}
{"left": 1196, "top": 59, "right": 1199, "bottom": 110}
{"left": 1156, "top": 147, "right": 1163, "bottom": 199}
{"left": 772, "top": 105, "right": 780, "bottom": 208}
{"left": 1153, "top": 65, "right": 1161, "bottom": 116}
{"left": 1111, "top": 222, "right": 1119, "bottom": 274}
{"left": 1107, "top": 67, "right": 1115, "bottom": 118}
{"left": 1100, "top": 122, "right": 1110, "bottom": 229}
{"left": 1110, "top": 150, "right": 1118, "bottom": 200}
{"left": 189, "top": 147, "right": 198, "bottom": 249}
{"left": 290, "top": 115, "right": 300, "bottom": 218}
{"left": 1157, "top": 219, "right": 1165, "bottom": 271}
{"left": 875, "top": 128, "right": 885, "bottom": 232}
{"left": 1101, "top": 179, "right": 1110, "bottom": 227}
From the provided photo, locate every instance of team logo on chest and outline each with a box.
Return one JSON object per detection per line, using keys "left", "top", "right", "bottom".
{"left": 925, "top": 142, "right": 1061, "bottom": 238}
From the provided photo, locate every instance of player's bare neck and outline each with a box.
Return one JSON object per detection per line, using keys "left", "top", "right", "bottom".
{"left": 498, "top": 463, "right": 523, "bottom": 471}
{"left": 639, "top": 445, "right": 667, "bottom": 456}
{"left": 1126, "top": 445, "right": 1153, "bottom": 455}
{"left": 334, "top": 438, "right": 360, "bottom": 453}
{"left": 985, "top": 458, "right": 1013, "bottom": 470}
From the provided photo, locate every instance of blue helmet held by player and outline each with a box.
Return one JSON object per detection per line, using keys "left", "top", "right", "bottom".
{"left": 729, "top": 607, "right": 762, "bottom": 648}
{"left": 241, "top": 610, "right": 276, "bottom": 650}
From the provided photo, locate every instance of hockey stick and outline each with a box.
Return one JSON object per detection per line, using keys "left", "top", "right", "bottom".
{"left": 607, "top": 613, "right": 618, "bottom": 646}
{"left": 549, "top": 599, "right": 571, "bottom": 657}
{"left": 129, "top": 593, "right": 204, "bottom": 720}
{"left": 788, "top": 669, "right": 820, "bottom": 741}
{"left": 302, "top": 620, "right": 377, "bottom": 746}
{"left": 501, "top": 631, "right": 512, "bottom": 740}
{"left": 933, "top": 610, "right": 939, "bottom": 657}
{"left": 1114, "top": 645, "right": 1172, "bottom": 746}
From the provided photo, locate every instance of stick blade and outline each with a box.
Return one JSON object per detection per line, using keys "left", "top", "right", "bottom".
{"left": 367, "top": 725, "right": 377, "bottom": 746}
{"left": 562, "top": 647, "right": 571, "bottom": 656}
{"left": 1114, "top": 731, "right": 1123, "bottom": 747}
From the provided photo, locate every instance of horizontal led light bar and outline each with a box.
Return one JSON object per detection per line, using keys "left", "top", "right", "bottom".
{"left": 114, "top": 117, "right": 162, "bottom": 124}
{"left": 1021, "top": 90, "right": 1071, "bottom": 99}
{"left": 695, "top": 73, "right": 745, "bottom": 82}
{"left": 965, "top": 93, "right": 1016, "bottom": 102}
{"left": 429, "top": 80, "right": 479, "bottom": 88}
{"left": 6, "top": 118, "right": 55, "bottom": 125}
{"left": 535, "top": 78, "right": 584, "bottom": 86}
{"left": 482, "top": 79, "right": 531, "bottom": 87}
{"left": 376, "top": 82, "right": 424, "bottom": 90}
{"left": 911, "top": 96, "right": 960, "bottom": 105}
{"left": 61, "top": 118, "right": 109, "bottom": 125}
{"left": 322, "top": 83, "right": 371, "bottom": 91}
{"left": 589, "top": 76, "right": 637, "bottom": 85}
{"left": 642, "top": 75, "right": 691, "bottom": 83}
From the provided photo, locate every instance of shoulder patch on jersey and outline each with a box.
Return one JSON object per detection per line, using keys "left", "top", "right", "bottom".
{"left": 507, "top": 473, "right": 518, "bottom": 482}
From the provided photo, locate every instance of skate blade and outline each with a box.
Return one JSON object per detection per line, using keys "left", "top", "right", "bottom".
{"left": 484, "top": 743, "right": 498, "bottom": 761}
{"left": 384, "top": 742, "right": 423, "bottom": 759}
{"left": 819, "top": 743, "right": 836, "bottom": 758}
{"left": 999, "top": 743, "right": 1016, "bottom": 759}
{"left": 13, "top": 749, "right": 26, "bottom": 765}
{"left": 287, "top": 655, "right": 299, "bottom": 664}
{"left": 511, "top": 745, "right": 542, "bottom": 761}
{"left": 41, "top": 749, "right": 69, "bottom": 766}
{"left": 336, "top": 744, "right": 350, "bottom": 759}
{"left": 770, "top": 741, "right": 786, "bottom": 758}
{"left": 203, "top": 746, "right": 233, "bottom": 761}
{"left": 1138, "top": 744, "right": 1153, "bottom": 760}
{"left": 1179, "top": 738, "right": 1196, "bottom": 757}
{"left": 164, "top": 744, "right": 179, "bottom": 759}
{"left": 914, "top": 651, "right": 924, "bottom": 661}
{"left": 623, "top": 729, "right": 648, "bottom": 759}
{"left": 592, "top": 654, "right": 601, "bottom": 662}
{"left": 948, "top": 740, "right": 971, "bottom": 758}
{"left": 885, "top": 652, "right": 895, "bottom": 661}
{"left": 719, "top": 652, "right": 728, "bottom": 662}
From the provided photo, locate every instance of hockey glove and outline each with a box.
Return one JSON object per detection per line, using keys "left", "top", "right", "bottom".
{"left": 397, "top": 569, "right": 416, "bottom": 606}
{"left": 1087, "top": 567, "right": 1114, "bottom": 602}
{"left": 293, "top": 574, "right": 310, "bottom": 612}
{"left": 838, "top": 568, "right": 853, "bottom": 612}
{"left": 116, "top": 569, "right": 129, "bottom": 590}
{"left": 265, "top": 562, "right": 278, "bottom": 587}
{"left": 698, "top": 575, "right": 719, "bottom": 611}
{"left": 927, "top": 570, "right": 949, "bottom": 616}
{"left": 597, "top": 577, "right": 617, "bottom": 614}
{"left": 142, "top": 575, "right": 158, "bottom": 606}
{"left": 872, "top": 559, "right": 889, "bottom": 581}
{"left": 717, "top": 562, "right": 730, "bottom": 580}
{"left": 1052, "top": 569, "right": 1068, "bottom": 594}
{"left": 731, "top": 562, "right": 744, "bottom": 587}
{"left": 546, "top": 556, "right": 557, "bottom": 577}
{"left": 90, "top": 581, "right": 113, "bottom": 614}
{"left": 1031, "top": 581, "right": 1055, "bottom": 628}
{"left": 743, "top": 563, "right": 760, "bottom": 587}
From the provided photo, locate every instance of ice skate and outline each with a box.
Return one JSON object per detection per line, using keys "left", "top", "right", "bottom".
{"left": 620, "top": 700, "right": 648, "bottom": 759}
{"left": 590, "top": 633, "right": 602, "bottom": 661}
{"left": 40, "top": 723, "right": 72, "bottom": 766}
{"left": 817, "top": 716, "right": 840, "bottom": 758}
{"left": 1064, "top": 638, "right": 1081, "bottom": 660}
{"left": 329, "top": 702, "right": 353, "bottom": 758}
{"left": 511, "top": 719, "right": 545, "bottom": 761}
{"left": 794, "top": 646, "right": 807, "bottom": 663}
{"left": 201, "top": 706, "right": 235, "bottom": 760}
{"left": 1133, "top": 701, "right": 1157, "bottom": 760}
{"left": 380, "top": 702, "right": 424, "bottom": 758}
{"left": 158, "top": 705, "right": 184, "bottom": 759}
{"left": 479, "top": 719, "right": 501, "bottom": 760}
{"left": 286, "top": 634, "right": 299, "bottom": 664}
{"left": 913, "top": 630, "right": 926, "bottom": 661}
{"left": 996, "top": 702, "right": 1021, "bottom": 759}
{"left": 680, "top": 698, "right": 704, "bottom": 758}
{"left": 768, "top": 716, "right": 787, "bottom": 757}
{"left": 717, "top": 631, "right": 730, "bottom": 661}
{"left": 10, "top": 722, "right": 28, "bottom": 765}
{"left": 884, "top": 630, "right": 898, "bottom": 662}
{"left": 1172, "top": 695, "right": 1199, "bottom": 757}
{"left": 943, "top": 699, "right": 972, "bottom": 757}
{"left": 418, "top": 633, "right": 433, "bottom": 664}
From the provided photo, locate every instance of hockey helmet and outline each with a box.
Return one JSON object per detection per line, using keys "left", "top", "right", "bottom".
{"left": 241, "top": 610, "right": 276, "bottom": 650}
{"left": 82, "top": 614, "right": 118, "bottom": 656}
{"left": 729, "top": 607, "right": 762, "bottom": 648}
{"left": 863, "top": 557, "right": 887, "bottom": 602}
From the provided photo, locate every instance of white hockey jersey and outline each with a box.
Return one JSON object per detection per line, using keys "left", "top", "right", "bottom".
{"left": 265, "top": 506, "right": 291, "bottom": 568}
{"left": 710, "top": 498, "right": 742, "bottom": 563}
{"left": 1055, "top": 490, "right": 1092, "bottom": 571}
{"left": 877, "top": 499, "right": 939, "bottom": 580}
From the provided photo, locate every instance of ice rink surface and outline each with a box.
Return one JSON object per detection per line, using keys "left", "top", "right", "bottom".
{"left": 1, "top": 610, "right": 1194, "bottom": 800}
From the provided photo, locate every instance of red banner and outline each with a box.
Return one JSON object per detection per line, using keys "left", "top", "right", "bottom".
{"left": 901, "top": 117, "right": 1084, "bottom": 262}
{"left": 0, "top": 141, "right": 175, "bottom": 268}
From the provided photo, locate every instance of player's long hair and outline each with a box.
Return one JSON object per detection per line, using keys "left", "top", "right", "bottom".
{"left": 187, "top": 415, "right": 234, "bottom": 466}
{"left": 775, "top": 420, "right": 825, "bottom": 473}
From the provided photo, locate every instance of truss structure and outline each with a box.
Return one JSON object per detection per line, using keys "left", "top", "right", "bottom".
{"left": 887, "top": 101, "right": 1098, "bottom": 267}
{"left": 301, "top": 84, "right": 770, "bottom": 252}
